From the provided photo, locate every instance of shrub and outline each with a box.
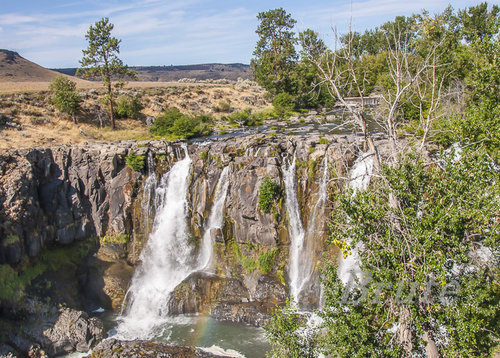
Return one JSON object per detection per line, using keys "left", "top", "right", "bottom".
{"left": 214, "top": 101, "right": 232, "bottom": 113}
{"left": 49, "top": 76, "right": 82, "bottom": 123}
{"left": 125, "top": 151, "right": 145, "bottom": 171}
{"left": 231, "top": 241, "right": 258, "bottom": 273}
{"left": 150, "top": 108, "right": 184, "bottom": 136}
{"left": 257, "top": 248, "right": 278, "bottom": 274}
{"left": 115, "top": 96, "right": 143, "bottom": 119}
{"left": 272, "top": 93, "right": 295, "bottom": 117}
{"left": 100, "top": 233, "right": 129, "bottom": 246}
{"left": 259, "top": 177, "right": 280, "bottom": 213}
{"left": 150, "top": 108, "right": 213, "bottom": 139}
{"left": 223, "top": 109, "right": 263, "bottom": 127}
{"left": 200, "top": 151, "right": 208, "bottom": 161}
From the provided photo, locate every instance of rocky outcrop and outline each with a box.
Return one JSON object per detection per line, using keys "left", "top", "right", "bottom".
{"left": 0, "top": 142, "right": 145, "bottom": 264}
{"left": 87, "top": 338, "right": 232, "bottom": 358}
{"left": 0, "top": 134, "right": 391, "bottom": 326}
{"left": 3, "top": 307, "right": 104, "bottom": 357}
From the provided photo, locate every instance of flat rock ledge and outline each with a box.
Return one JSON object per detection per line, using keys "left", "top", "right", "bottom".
{"left": 86, "top": 339, "right": 235, "bottom": 358}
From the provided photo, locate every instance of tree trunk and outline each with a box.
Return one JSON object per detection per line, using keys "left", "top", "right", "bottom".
{"left": 109, "top": 98, "right": 115, "bottom": 130}
{"left": 423, "top": 331, "right": 440, "bottom": 358}
{"left": 106, "top": 79, "right": 115, "bottom": 130}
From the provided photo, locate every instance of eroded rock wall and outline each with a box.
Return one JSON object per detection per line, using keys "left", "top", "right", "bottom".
{"left": 0, "top": 134, "right": 390, "bottom": 324}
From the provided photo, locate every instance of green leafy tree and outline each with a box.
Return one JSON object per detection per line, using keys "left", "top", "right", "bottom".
{"left": 77, "top": 17, "right": 136, "bottom": 130}
{"left": 266, "top": 150, "right": 499, "bottom": 357}
{"left": 294, "top": 29, "right": 333, "bottom": 108}
{"left": 251, "top": 8, "right": 298, "bottom": 95}
{"left": 49, "top": 76, "right": 82, "bottom": 123}
{"left": 265, "top": 300, "right": 318, "bottom": 357}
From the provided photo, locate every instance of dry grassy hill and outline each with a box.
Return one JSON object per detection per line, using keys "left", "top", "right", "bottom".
{"left": 0, "top": 49, "right": 70, "bottom": 82}
{"left": 0, "top": 49, "right": 95, "bottom": 93}
{"left": 0, "top": 49, "right": 271, "bottom": 151}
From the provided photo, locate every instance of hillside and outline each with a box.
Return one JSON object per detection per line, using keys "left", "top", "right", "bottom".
{"left": 55, "top": 63, "right": 252, "bottom": 81}
{"left": 0, "top": 49, "right": 75, "bottom": 82}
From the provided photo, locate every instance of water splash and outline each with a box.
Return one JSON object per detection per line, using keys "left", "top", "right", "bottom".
{"left": 283, "top": 154, "right": 307, "bottom": 303}
{"left": 115, "top": 146, "right": 193, "bottom": 339}
{"left": 199, "top": 166, "right": 231, "bottom": 271}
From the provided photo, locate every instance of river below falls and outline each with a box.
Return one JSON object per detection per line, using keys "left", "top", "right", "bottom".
{"left": 65, "top": 312, "right": 271, "bottom": 358}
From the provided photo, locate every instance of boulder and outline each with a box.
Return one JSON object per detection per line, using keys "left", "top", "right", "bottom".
{"left": 87, "top": 338, "right": 229, "bottom": 358}
{"left": 23, "top": 308, "right": 104, "bottom": 356}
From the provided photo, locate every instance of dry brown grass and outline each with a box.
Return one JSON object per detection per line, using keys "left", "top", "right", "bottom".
{"left": 0, "top": 81, "right": 228, "bottom": 94}
{"left": 0, "top": 81, "right": 270, "bottom": 152}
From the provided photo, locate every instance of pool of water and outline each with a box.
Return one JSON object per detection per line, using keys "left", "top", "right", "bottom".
{"left": 100, "top": 313, "right": 270, "bottom": 358}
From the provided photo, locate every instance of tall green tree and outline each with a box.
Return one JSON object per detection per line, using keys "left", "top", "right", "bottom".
{"left": 251, "top": 8, "right": 297, "bottom": 96}
{"left": 49, "top": 76, "right": 82, "bottom": 123}
{"left": 77, "top": 17, "right": 136, "bottom": 130}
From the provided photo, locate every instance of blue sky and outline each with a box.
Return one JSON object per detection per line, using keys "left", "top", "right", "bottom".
{"left": 0, "top": 0, "right": 485, "bottom": 68}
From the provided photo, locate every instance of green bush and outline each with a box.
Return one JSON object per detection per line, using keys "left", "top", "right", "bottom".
{"left": 214, "top": 101, "right": 232, "bottom": 113}
{"left": 223, "top": 108, "right": 264, "bottom": 127}
{"left": 231, "top": 241, "right": 278, "bottom": 274}
{"left": 115, "top": 96, "right": 143, "bottom": 119}
{"left": 272, "top": 93, "right": 295, "bottom": 117}
{"left": 49, "top": 76, "right": 82, "bottom": 122}
{"left": 125, "top": 151, "right": 145, "bottom": 171}
{"left": 231, "top": 241, "right": 257, "bottom": 273}
{"left": 100, "top": 233, "right": 129, "bottom": 246}
{"left": 259, "top": 177, "right": 280, "bottom": 213}
{"left": 150, "top": 108, "right": 213, "bottom": 139}
{"left": 257, "top": 248, "right": 278, "bottom": 274}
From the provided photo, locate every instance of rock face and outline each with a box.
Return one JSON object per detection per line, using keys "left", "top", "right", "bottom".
{"left": 0, "top": 142, "right": 143, "bottom": 264}
{"left": 0, "top": 134, "right": 391, "bottom": 326}
{"left": 87, "top": 338, "right": 230, "bottom": 358}
{"left": 4, "top": 307, "right": 104, "bottom": 357}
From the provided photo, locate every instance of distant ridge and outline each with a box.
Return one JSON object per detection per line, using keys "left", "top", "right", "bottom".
{"left": 54, "top": 63, "right": 252, "bottom": 82}
{"left": 0, "top": 49, "right": 74, "bottom": 82}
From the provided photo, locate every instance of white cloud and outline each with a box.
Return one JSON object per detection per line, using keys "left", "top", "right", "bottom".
{"left": 0, "top": 14, "right": 38, "bottom": 25}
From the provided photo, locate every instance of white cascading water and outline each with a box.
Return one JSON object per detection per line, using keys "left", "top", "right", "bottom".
{"left": 304, "top": 155, "right": 329, "bottom": 305}
{"left": 115, "top": 146, "right": 193, "bottom": 339}
{"left": 337, "top": 151, "right": 374, "bottom": 285}
{"left": 142, "top": 151, "right": 158, "bottom": 226}
{"left": 306, "top": 155, "right": 329, "bottom": 237}
{"left": 198, "top": 166, "right": 230, "bottom": 270}
{"left": 283, "top": 154, "right": 307, "bottom": 303}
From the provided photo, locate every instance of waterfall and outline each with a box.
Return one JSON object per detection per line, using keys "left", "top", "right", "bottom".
{"left": 199, "top": 166, "right": 230, "bottom": 271}
{"left": 286, "top": 154, "right": 329, "bottom": 305}
{"left": 115, "top": 146, "right": 193, "bottom": 339}
{"left": 142, "top": 151, "right": 157, "bottom": 227}
{"left": 338, "top": 151, "right": 374, "bottom": 285}
{"left": 303, "top": 155, "right": 329, "bottom": 302}
{"left": 306, "top": 155, "right": 329, "bottom": 236}
{"left": 283, "top": 154, "right": 307, "bottom": 303}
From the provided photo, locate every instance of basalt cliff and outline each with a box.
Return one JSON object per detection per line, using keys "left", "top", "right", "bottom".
{"left": 0, "top": 133, "right": 390, "bottom": 356}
